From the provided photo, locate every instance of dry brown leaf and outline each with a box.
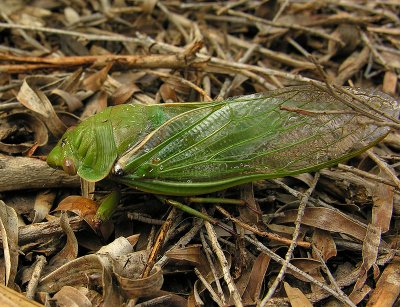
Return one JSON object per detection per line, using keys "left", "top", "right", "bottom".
{"left": 284, "top": 282, "right": 313, "bottom": 307}
{"left": 115, "top": 265, "right": 163, "bottom": 298}
{"left": 97, "top": 236, "right": 134, "bottom": 258}
{"left": 141, "top": 0, "right": 158, "bottom": 14}
{"left": 327, "top": 23, "right": 360, "bottom": 57}
{"left": 165, "top": 244, "right": 204, "bottom": 265}
{"left": 16, "top": 79, "right": 66, "bottom": 137}
{"left": 381, "top": 51, "right": 400, "bottom": 69}
{"left": 366, "top": 262, "right": 400, "bottom": 306}
{"left": 242, "top": 253, "right": 271, "bottom": 304}
{"left": 83, "top": 64, "right": 112, "bottom": 92}
{"left": 382, "top": 70, "right": 398, "bottom": 95}
{"left": 58, "top": 68, "right": 83, "bottom": 94}
{"left": 334, "top": 46, "right": 370, "bottom": 85}
{"left": 80, "top": 91, "right": 108, "bottom": 120}
{"left": 0, "top": 200, "right": 19, "bottom": 287}
{"left": 159, "top": 83, "right": 178, "bottom": 103}
{"left": 312, "top": 229, "right": 337, "bottom": 261}
{"left": 53, "top": 286, "right": 91, "bottom": 307}
{"left": 288, "top": 258, "right": 323, "bottom": 282}
{"left": 0, "top": 112, "right": 48, "bottom": 154}
{"left": 274, "top": 207, "right": 367, "bottom": 241}
{"left": 63, "top": 7, "right": 80, "bottom": 25}
{"left": 133, "top": 292, "right": 187, "bottom": 306}
{"left": 0, "top": 284, "right": 43, "bottom": 307}
{"left": 353, "top": 224, "right": 381, "bottom": 293}
{"left": 54, "top": 196, "right": 99, "bottom": 232}
{"left": 32, "top": 190, "right": 55, "bottom": 223}
{"left": 192, "top": 279, "right": 204, "bottom": 306}
{"left": 112, "top": 250, "right": 149, "bottom": 275}
{"left": 110, "top": 81, "right": 141, "bottom": 105}
{"left": 239, "top": 183, "right": 260, "bottom": 224}
{"left": 160, "top": 74, "right": 191, "bottom": 97}
{"left": 349, "top": 284, "right": 372, "bottom": 305}
{"left": 45, "top": 214, "right": 78, "bottom": 272}
{"left": 371, "top": 181, "right": 394, "bottom": 233}
{"left": 38, "top": 254, "right": 104, "bottom": 293}
{"left": 51, "top": 89, "right": 83, "bottom": 112}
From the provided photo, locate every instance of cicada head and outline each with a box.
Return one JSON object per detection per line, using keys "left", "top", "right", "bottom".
{"left": 47, "top": 127, "right": 79, "bottom": 175}
{"left": 47, "top": 113, "right": 118, "bottom": 182}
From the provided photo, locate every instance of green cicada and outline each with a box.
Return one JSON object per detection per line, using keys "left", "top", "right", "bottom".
{"left": 47, "top": 85, "right": 399, "bottom": 196}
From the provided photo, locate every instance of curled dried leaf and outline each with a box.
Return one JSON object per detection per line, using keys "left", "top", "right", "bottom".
{"left": 275, "top": 207, "right": 368, "bottom": 241}
{"left": 115, "top": 265, "right": 163, "bottom": 298}
{"left": 0, "top": 112, "right": 48, "bottom": 154}
{"left": 83, "top": 64, "right": 112, "bottom": 92}
{"left": 16, "top": 79, "right": 66, "bottom": 137}
{"left": 0, "top": 200, "right": 19, "bottom": 287}
{"left": 54, "top": 196, "right": 99, "bottom": 232}
{"left": 110, "top": 81, "right": 141, "bottom": 105}
{"left": 284, "top": 282, "right": 313, "bottom": 307}
{"left": 51, "top": 88, "right": 83, "bottom": 112}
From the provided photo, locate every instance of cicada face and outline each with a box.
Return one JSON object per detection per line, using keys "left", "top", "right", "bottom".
{"left": 47, "top": 127, "right": 79, "bottom": 176}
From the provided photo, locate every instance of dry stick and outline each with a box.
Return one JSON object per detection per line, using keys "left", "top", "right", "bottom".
{"left": 308, "top": 56, "right": 398, "bottom": 124}
{"left": 338, "top": 164, "right": 399, "bottom": 188}
{"left": 216, "top": 0, "right": 249, "bottom": 15}
{"left": 215, "top": 206, "right": 311, "bottom": 249}
{"left": 0, "top": 19, "right": 313, "bottom": 78}
{"left": 0, "top": 53, "right": 201, "bottom": 72}
{"left": 194, "top": 267, "right": 225, "bottom": 306}
{"left": 336, "top": 85, "right": 400, "bottom": 124}
{"left": 367, "top": 149, "right": 400, "bottom": 190}
{"left": 0, "top": 23, "right": 312, "bottom": 86}
{"left": 271, "top": 178, "right": 340, "bottom": 212}
{"left": 312, "top": 245, "right": 345, "bottom": 297}
{"left": 142, "top": 208, "right": 177, "bottom": 278}
{"left": 0, "top": 22, "right": 143, "bottom": 44}
{"left": 226, "top": 9, "right": 342, "bottom": 43}
{"left": 134, "top": 32, "right": 319, "bottom": 86}
{"left": 0, "top": 50, "right": 310, "bottom": 91}
{"left": 155, "top": 218, "right": 204, "bottom": 268}
{"left": 127, "top": 212, "right": 165, "bottom": 225}
{"left": 157, "top": 2, "right": 190, "bottom": 43}
{"left": 245, "top": 236, "right": 355, "bottom": 306}
{"left": 311, "top": 76, "right": 399, "bottom": 125}
{"left": 286, "top": 37, "right": 314, "bottom": 60}
{"left": 0, "top": 13, "right": 49, "bottom": 53}
{"left": 360, "top": 30, "right": 389, "bottom": 70}
{"left": 216, "top": 44, "right": 254, "bottom": 99}
{"left": 208, "top": 30, "right": 316, "bottom": 69}
{"left": 260, "top": 173, "right": 320, "bottom": 306}
{"left": 0, "top": 155, "right": 80, "bottom": 192}
{"left": 205, "top": 220, "right": 243, "bottom": 307}
{"left": 224, "top": 44, "right": 260, "bottom": 97}
{"left": 26, "top": 255, "right": 47, "bottom": 300}
{"left": 200, "top": 230, "right": 226, "bottom": 305}
{"left": 324, "top": 0, "right": 399, "bottom": 24}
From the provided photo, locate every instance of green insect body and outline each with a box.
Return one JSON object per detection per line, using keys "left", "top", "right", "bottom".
{"left": 47, "top": 85, "right": 399, "bottom": 196}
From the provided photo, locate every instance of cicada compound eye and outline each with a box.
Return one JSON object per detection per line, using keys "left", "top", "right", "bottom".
{"left": 63, "top": 158, "right": 77, "bottom": 175}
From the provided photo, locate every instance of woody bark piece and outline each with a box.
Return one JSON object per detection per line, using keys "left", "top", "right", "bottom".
{"left": 0, "top": 155, "right": 80, "bottom": 192}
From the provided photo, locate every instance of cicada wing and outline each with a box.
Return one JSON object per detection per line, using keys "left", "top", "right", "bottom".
{"left": 116, "top": 85, "right": 398, "bottom": 187}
